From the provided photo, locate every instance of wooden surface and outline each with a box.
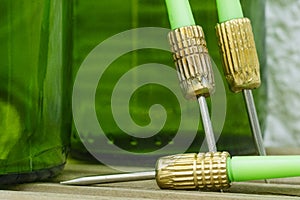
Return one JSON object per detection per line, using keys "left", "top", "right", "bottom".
{"left": 1, "top": 148, "right": 300, "bottom": 200}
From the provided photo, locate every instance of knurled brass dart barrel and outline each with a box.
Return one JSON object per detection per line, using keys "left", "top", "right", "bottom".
{"left": 215, "top": 0, "right": 266, "bottom": 156}
{"left": 165, "top": 0, "right": 217, "bottom": 152}
{"left": 156, "top": 152, "right": 230, "bottom": 190}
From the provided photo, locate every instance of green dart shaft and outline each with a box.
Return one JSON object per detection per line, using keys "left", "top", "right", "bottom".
{"left": 165, "top": 0, "right": 195, "bottom": 29}
{"left": 216, "top": 0, "right": 243, "bottom": 22}
{"left": 228, "top": 155, "right": 300, "bottom": 182}
{"left": 165, "top": 0, "right": 217, "bottom": 152}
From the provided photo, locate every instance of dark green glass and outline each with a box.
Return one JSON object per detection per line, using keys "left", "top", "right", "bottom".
{"left": 71, "top": 0, "right": 266, "bottom": 165}
{"left": 0, "top": 0, "right": 72, "bottom": 184}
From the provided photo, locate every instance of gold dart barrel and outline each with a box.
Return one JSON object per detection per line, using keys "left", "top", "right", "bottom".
{"left": 168, "top": 25, "right": 215, "bottom": 99}
{"left": 216, "top": 18, "right": 260, "bottom": 93}
{"left": 155, "top": 152, "right": 230, "bottom": 190}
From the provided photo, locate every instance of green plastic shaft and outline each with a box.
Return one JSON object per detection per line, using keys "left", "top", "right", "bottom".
{"left": 165, "top": 0, "right": 195, "bottom": 29}
{"left": 227, "top": 156, "right": 300, "bottom": 182}
{"left": 216, "top": 0, "right": 243, "bottom": 22}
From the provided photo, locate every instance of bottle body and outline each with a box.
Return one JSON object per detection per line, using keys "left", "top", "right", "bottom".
{"left": 71, "top": 0, "right": 266, "bottom": 165}
{"left": 0, "top": 0, "right": 72, "bottom": 183}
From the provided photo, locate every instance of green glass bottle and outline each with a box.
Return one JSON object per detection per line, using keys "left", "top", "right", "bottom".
{"left": 71, "top": 0, "right": 266, "bottom": 166}
{"left": 0, "top": 0, "right": 72, "bottom": 184}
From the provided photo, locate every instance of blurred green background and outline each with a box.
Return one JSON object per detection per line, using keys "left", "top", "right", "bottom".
{"left": 70, "top": 0, "right": 267, "bottom": 161}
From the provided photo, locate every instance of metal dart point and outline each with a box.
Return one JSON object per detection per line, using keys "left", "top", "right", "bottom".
{"left": 197, "top": 95, "right": 217, "bottom": 153}
{"left": 243, "top": 89, "right": 266, "bottom": 156}
{"left": 60, "top": 171, "right": 155, "bottom": 186}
